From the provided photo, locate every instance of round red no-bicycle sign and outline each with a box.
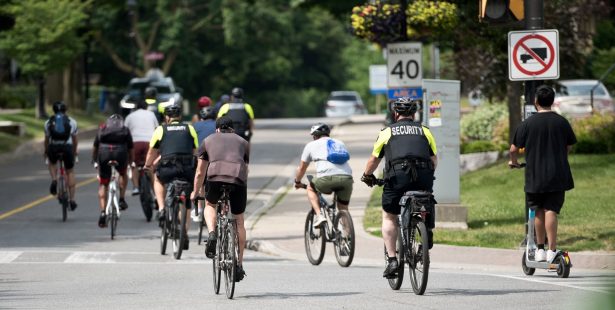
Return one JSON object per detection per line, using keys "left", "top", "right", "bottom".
{"left": 512, "top": 34, "right": 555, "bottom": 76}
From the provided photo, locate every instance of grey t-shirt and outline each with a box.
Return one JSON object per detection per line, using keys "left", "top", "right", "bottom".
{"left": 301, "top": 137, "right": 352, "bottom": 178}
{"left": 44, "top": 116, "right": 78, "bottom": 145}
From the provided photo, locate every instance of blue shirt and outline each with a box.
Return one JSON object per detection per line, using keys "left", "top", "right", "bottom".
{"left": 193, "top": 120, "right": 216, "bottom": 146}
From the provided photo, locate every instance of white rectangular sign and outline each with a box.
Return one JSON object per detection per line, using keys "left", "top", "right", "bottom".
{"left": 508, "top": 29, "right": 559, "bottom": 81}
{"left": 369, "top": 65, "right": 387, "bottom": 93}
{"left": 387, "top": 42, "right": 422, "bottom": 88}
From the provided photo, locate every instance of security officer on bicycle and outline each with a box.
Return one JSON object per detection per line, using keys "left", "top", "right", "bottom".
{"left": 361, "top": 97, "right": 438, "bottom": 279}
{"left": 145, "top": 103, "right": 199, "bottom": 250}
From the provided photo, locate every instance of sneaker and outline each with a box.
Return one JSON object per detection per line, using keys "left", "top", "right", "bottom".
{"left": 312, "top": 214, "right": 326, "bottom": 229}
{"left": 205, "top": 231, "right": 217, "bottom": 259}
{"left": 119, "top": 198, "right": 128, "bottom": 210}
{"left": 98, "top": 212, "right": 107, "bottom": 228}
{"left": 131, "top": 188, "right": 140, "bottom": 196}
{"left": 535, "top": 249, "right": 546, "bottom": 262}
{"left": 383, "top": 258, "right": 399, "bottom": 279}
{"left": 235, "top": 265, "right": 246, "bottom": 282}
{"left": 69, "top": 200, "right": 78, "bottom": 211}
{"left": 50, "top": 180, "right": 57, "bottom": 195}
{"left": 547, "top": 249, "right": 557, "bottom": 263}
{"left": 183, "top": 235, "right": 189, "bottom": 250}
{"left": 190, "top": 209, "right": 201, "bottom": 222}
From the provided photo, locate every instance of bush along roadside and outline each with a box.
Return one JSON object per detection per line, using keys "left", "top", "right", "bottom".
{"left": 571, "top": 113, "right": 615, "bottom": 154}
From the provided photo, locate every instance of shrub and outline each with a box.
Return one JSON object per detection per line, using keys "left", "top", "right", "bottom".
{"left": 461, "top": 104, "right": 508, "bottom": 141}
{"left": 571, "top": 113, "right": 615, "bottom": 154}
{"left": 0, "top": 85, "right": 37, "bottom": 109}
{"left": 461, "top": 140, "right": 499, "bottom": 154}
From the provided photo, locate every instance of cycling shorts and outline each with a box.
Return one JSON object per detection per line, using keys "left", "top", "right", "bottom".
{"left": 97, "top": 145, "right": 128, "bottom": 185}
{"left": 526, "top": 191, "right": 565, "bottom": 214}
{"left": 155, "top": 158, "right": 194, "bottom": 184}
{"left": 312, "top": 175, "right": 353, "bottom": 205}
{"left": 47, "top": 144, "right": 75, "bottom": 170}
{"left": 133, "top": 142, "right": 149, "bottom": 166}
{"left": 382, "top": 168, "right": 433, "bottom": 215}
{"left": 205, "top": 181, "right": 247, "bottom": 215}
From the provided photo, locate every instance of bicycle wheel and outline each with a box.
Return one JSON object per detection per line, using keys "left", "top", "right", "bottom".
{"left": 304, "top": 210, "right": 325, "bottom": 265}
{"left": 160, "top": 211, "right": 169, "bottom": 255}
{"left": 333, "top": 210, "right": 355, "bottom": 267}
{"left": 139, "top": 173, "right": 153, "bottom": 222}
{"left": 110, "top": 206, "right": 118, "bottom": 240}
{"left": 386, "top": 227, "right": 404, "bottom": 290}
{"left": 224, "top": 222, "right": 237, "bottom": 299}
{"left": 57, "top": 175, "right": 68, "bottom": 222}
{"left": 212, "top": 221, "right": 222, "bottom": 294}
{"left": 174, "top": 202, "right": 188, "bottom": 260}
{"left": 408, "top": 220, "right": 429, "bottom": 295}
{"left": 171, "top": 205, "right": 181, "bottom": 259}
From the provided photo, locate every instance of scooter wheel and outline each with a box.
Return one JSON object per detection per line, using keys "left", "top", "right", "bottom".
{"left": 521, "top": 252, "right": 535, "bottom": 276}
{"left": 556, "top": 255, "right": 571, "bottom": 278}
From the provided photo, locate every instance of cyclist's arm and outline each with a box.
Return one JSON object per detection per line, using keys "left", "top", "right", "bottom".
{"left": 146, "top": 126, "right": 163, "bottom": 168}
{"left": 245, "top": 104, "right": 255, "bottom": 134}
{"left": 193, "top": 158, "right": 209, "bottom": 196}
{"left": 145, "top": 148, "right": 159, "bottom": 169}
{"left": 294, "top": 161, "right": 309, "bottom": 183}
{"left": 72, "top": 134, "right": 78, "bottom": 158}
{"left": 364, "top": 155, "right": 382, "bottom": 176}
{"left": 216, "top": 103, "right": 229, "bottom": 118}
{"left": 92, "top": 134, "right": 99, "bottom": 164}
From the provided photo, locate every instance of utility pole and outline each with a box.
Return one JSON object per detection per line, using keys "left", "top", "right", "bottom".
{"left": 400, "top": 0, "right": 408, "bottom": 41}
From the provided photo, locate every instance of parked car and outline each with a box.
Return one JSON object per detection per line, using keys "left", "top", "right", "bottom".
{"left": 325, "top": 91, "right": 366, "bottom": 117}
{"left": 553, "top": 80, "right": 613, "bottom": 117}
{"left": 119, "top": 70, "right": 183, "bottom": 117}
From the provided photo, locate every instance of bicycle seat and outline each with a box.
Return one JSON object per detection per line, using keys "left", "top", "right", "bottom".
{"left": 108, "top": 160, "right": 119, "bottom": 167}
{"left": 402, "top": 191, "right": 432, "bottom": 198}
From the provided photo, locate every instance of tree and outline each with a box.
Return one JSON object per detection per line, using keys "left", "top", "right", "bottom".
{"left": 0, "top": 0, "right": 90, "bottom": 118}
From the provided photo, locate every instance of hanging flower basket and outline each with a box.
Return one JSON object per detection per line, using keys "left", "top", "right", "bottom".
{"left": 350, "top": 0, "right": 458, "bottom": 47}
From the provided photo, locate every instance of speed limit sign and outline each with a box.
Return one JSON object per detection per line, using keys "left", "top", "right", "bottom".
{"left": 387, "top": 42, "right": 422, "bottom": 88}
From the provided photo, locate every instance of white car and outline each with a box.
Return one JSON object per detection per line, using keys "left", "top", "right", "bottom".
{"left": 553, "top": 80, "right": 614, "bottom": 117}
{"left": 325, "top": 91, "right": 366, "bottom": 117}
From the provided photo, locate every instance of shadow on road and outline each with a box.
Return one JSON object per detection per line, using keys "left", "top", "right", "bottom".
{"left": 239, "top": 291, "right": 361, "bottom": 300}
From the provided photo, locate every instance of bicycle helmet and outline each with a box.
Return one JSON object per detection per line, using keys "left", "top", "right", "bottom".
{"left": 198, "top": 96, "right": 212, "bottom": 108}
{"left": 216, "top": 116, "right": 234, "bottom": 130}
{"left": 144, "top": 86, "right": 157, "bottom": 99}
{"left": 392, "top": 97, "right": 420, "bottom": 116}
{"left": 310, "top": 123, "right": 330, "bottom": 137}
{"left": 199, "top": 107, "right": 215, "bottom": 120}
{"left": 52, "top": 101, "right": 67, "bottom": 113}
{"left": 164, "top": 103, "right": 182, "bottom": 117}
{"left": 231, "top": 87, "right": 244, "bottom": 99}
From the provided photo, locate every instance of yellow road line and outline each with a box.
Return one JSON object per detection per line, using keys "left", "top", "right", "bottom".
{"left": 0, "top": 177, "right": 98, "bottom": 220}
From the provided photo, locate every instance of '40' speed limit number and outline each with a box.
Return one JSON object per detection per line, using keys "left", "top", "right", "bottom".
{"left": 386, "top": 42, "right": 422, "bottom": 88}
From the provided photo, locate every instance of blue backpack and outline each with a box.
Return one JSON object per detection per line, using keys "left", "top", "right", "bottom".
{"left": 326, "top": 139, "right": 350, "bottom": 164}
{"left": 48, "top": 113, "right": 71, "bottom": 141}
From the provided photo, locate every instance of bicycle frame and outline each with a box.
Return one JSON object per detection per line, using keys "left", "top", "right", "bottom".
{"left": 105, "top": 165, "right": 121, "bottom": 218}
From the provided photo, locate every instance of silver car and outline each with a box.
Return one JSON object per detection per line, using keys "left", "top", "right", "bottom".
{"left": 325, "top": 91, "right": 366, "bottom": 117}
{"left": 553, "top": 80, "right": 614, "bottom": 117}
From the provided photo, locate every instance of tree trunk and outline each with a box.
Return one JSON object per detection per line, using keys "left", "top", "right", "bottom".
{"left": 36, "top": 77, "right": 47, "bottom": 119}
{"left": 72, "top": 60, "right": 83, "bottom": 110}
{"left": 63, "top": 66, "right": 72, "bottom": 108}
{"left": 46, "top": 72, "right": 63, "bottom": 107}
{"left": 507, "top": 81, "right": 522, "bottom": 143}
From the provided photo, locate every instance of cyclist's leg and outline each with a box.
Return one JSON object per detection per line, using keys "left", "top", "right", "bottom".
{"left": 311, "top": 176, "right": 335, "bottom": 215}
{"left": 132, "top": 142, "right": 148, "bottom": 189}
{"left": 46, "top": 145, "right": 58, "bottom": 193}
{"left": 230, "top": 184, "right": 248, "bottom": 265}
{"left": 64, "top": 146, "right": 77, "bottom": 201}
{"left": 382, "top": 179, "right": 403, "bottom": 258}
{"left": 306, "top": 183, "right": 322, "bottom": 215}
{"left": 333, "top": 175, "right": 354, "bottom": 212}
{"left": 153, "top": 167, "right": 166, "bottom": 213}
{"left": 97, "top": 151, "right": 112, "bottom": 212}
{"left": 204, "top": 181, "right": 222, "bottom": 232}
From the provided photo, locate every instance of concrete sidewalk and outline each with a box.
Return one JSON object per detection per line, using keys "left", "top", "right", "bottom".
{"left": 247, "top": 117, "right": 615, "bottom": 271}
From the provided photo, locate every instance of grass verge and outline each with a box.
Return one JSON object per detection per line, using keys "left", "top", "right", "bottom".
{"left": 363, "top": 154, "right": 615, "bottom": 251}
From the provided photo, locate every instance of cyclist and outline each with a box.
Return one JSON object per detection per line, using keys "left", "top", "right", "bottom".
{"left": 190, "top": 106, "right": 217, "bottom": 222}
{"left": 92, "top": 114, "right": 134, "bottom": 228}
{"left": 361, "top": 97, "right": 437, "bottom": 279}
{"left": 294, "top": 123, "right": 353, "bottom": 229}
{"left": 212, "top": 94, "right": 230, "bottom": 116}
{"left": 44, "top": 101, "right": 79, "bottom": 211}
{"left": 144, "top": 86, "right": 162, "bottom": 123}
{"left": 124, "top": 99, "right": 159, "bottom": 195}
{"left": 145, "top": 103, "right": 199, "bottom": 250}
{"left": 191, "top": 96, "right": 212, "bottom": 123}
{"left": 191, "top": 116, "right": 250, "bottom": 282}
{"left": 216, "top": 87, "right": 254, "bottom": 141}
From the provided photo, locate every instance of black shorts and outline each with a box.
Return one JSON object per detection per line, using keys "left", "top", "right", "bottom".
{"left": 205, "top": 181, "right": 247, "bottom": 215}
{"left": 526, "top": 191, "right": 565, "bottom": 214}
{"left": 382, "top": 168, "right": 434, "bottom": 215}
{"left": 98, "top": 145, "right": 128, "bottom": 184}
{"left": 156, "top": 163, "right": 195, "bottom": 184}
{"left": 47, "top": 144, "right": 75, "bottom": 170}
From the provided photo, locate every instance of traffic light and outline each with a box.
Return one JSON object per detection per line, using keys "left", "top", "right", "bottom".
{"left": 479, "top": 0, "right": 524, "bottom": 23}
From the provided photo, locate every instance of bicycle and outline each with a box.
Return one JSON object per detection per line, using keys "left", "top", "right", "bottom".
{"left": 105, "top": 160, "right": 121, "bottom": 240}
{"left": 50, "top": 153, "right": 70, "bottom": 222}
{"left": 137, "top": 165, "right": 157, "bottom": 222}
{"left": 376, "top": 178, "right": 431, "bottom": 295}
{"left": 159, "top": 179, "right": 191, "bottom": 260}
{"left": 300, "top": 175, "right": 355, "bottom": 267}
{"left": 196, "top": 184, "right": 239, "bottom": 299}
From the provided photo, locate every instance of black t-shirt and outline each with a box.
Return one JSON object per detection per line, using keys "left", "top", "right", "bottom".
{"left": 512, "top": 112, "right": 576, "bottom": 193}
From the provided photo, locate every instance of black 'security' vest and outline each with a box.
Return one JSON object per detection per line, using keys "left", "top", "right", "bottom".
{"left": 225, "top": 103, "right": 250, "bottom": 137}
{"left": 384, "top": 119, "right": 431, "bottom": 169}
{"left": 159, "top": 122, "right": 193, "bottom": 159}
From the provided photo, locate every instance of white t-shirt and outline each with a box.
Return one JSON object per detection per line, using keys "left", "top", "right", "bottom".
{"left": 301, "top": 137, "right": 352, "bottom": 178}
{"left": 44, "top": 116, "right": 78, "bottom": 145}
{"left": 125, "top": 109, "right": 159, "bottom": 142}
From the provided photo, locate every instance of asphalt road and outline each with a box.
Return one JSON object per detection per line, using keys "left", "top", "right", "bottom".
{"left": 0, "top": 118, "right": 613, "bottom": 309}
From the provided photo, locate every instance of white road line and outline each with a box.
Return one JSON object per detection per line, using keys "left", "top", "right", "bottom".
{"left": 0, "top": 251, "right": 22, "bottom": 263}
{"left": 64, "top": 251, "right": 116, "bottom": 263}
{"left": 490, "top": 274, "right": 612, "bottom": 294}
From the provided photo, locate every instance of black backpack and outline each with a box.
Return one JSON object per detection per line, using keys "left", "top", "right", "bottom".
{"left": 48, "top": 113, "right": 72, "bottom": 141}
{"left": 98, "top": 116, "right": 126, "bottom": 144}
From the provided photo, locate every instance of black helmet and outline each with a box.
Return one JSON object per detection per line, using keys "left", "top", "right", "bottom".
{"left": 145, "top": 86, "right": 157, "bottom": 99}
{"left": 52, "top": 101, "right": 67, "bottom": 113}
{"left": 164, "top": 104, "right": 182, "bottom": 117}
{"left": 231, "top": 87, "right": 244, "bottom": 99}
{"left": 199, "top": 107, "right": 215, "bottom": 120}
{"left": 392, "top": 97, "right": 420, "bottom": 116}
{"left": 310, "top": 123, "right": 330, "bottom": 137}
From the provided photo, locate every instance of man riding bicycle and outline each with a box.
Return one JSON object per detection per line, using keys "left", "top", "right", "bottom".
{"left": 216, "top": 87, "right": 254, "bottom": 141}
{"left": 45, "top": 101, "right": 79, "bottom": 211}
{"left": 191, "top": 116, "right": 250, "bottom": 282}
{"left": 92, "top": 114, "right": 134, "bottom": 227}
{"left": 361, "top": 97, "right": 438, "bottom": 279}
{"left": 294, "top": 123, "right": 353, "bottom": 229}
{"left": 124, "top": 99, "right": 159, "bottom": 195}
{"left": 145, "top": 103, "right": 199, "bottom": 250}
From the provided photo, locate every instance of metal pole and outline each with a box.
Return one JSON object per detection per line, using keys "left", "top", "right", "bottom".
{"left": 400, "top": 0, "right": 408, "bottom": 41}
{"left": 590, "top": 63, "right": 615, "bottom": 112}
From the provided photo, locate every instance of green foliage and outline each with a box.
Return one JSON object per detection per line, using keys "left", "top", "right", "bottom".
{"left": 0, "top": 0, "right": 90, "bottom": 75}
{"left": 460, "top": 140, "right": 499, "bottom": 154}
{"left": 571, "top": 113, "right": 615, "bottom": 154}
{"left": 342, "top": 39, "right": 386, "bottom": 113}
{"left": 591, "top": 47, "right": 615, "bottom": 92}
{"left": 460, "top": 104, "right": 508, "bottom": 141}
{"left": 0, "top": 85, "right": 37, "bottom": 109}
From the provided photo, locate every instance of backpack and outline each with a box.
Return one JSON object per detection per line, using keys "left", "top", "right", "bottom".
{"left": 98, "top": 117, "right": 126, "bottom": 143}
{"left": 326, "top": 138, "right": 350, "bottom": 164}
{"left": 48, "top": 113, "right": 72, "bottom": 141}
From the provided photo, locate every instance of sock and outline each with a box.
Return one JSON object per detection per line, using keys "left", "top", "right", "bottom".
{"left": 537, "top": 244, "right": 545, "bottom": 250}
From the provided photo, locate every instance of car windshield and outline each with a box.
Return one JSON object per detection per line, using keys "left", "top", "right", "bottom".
{"left": 558, "top": 83, "right": 607, "bottom": 96}
{"left": 329, "top": 95, "right": 357, "bottom": 101}
{"left": 154, "top": 85, "right": 171, "bottom": 93}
